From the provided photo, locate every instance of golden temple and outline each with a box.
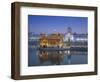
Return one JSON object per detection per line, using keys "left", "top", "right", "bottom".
{"left": 39, "top": 33, "right": 63, "bottom": 48}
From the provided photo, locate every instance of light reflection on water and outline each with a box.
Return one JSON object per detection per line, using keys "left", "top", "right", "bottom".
{"left": 28, "top": 47, "right": 88, "bottom": 66}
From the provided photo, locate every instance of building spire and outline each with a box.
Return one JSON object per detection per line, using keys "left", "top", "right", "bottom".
{"left": 67, "top": 27, "right": 72, "bottom": 33}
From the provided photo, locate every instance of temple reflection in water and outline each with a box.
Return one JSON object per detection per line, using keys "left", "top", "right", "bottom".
{"left": 38, "top": 50, "right": 74, "bottom": 65}
{"left": 39, "top": 51, "right": 64, "bottom": 65}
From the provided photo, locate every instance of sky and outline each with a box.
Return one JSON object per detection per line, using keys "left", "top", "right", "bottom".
{"left": 28, "top": 15, "right": 88, "bottom": 34}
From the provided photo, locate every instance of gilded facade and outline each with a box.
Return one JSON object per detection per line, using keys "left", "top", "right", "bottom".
{"left": 39, "top": 33, "right": 48, "bottom": 47}
{"left": 39, "top": 33, "right": 63, "bottom": 48}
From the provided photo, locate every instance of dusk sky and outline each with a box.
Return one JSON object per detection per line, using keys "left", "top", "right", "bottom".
{"left": 28, "top": 15, "right": 88, "bottom": 34}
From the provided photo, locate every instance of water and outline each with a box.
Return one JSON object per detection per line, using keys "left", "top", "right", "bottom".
{"left": 28, "top": 46, "right": 88, "bottom": 66}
